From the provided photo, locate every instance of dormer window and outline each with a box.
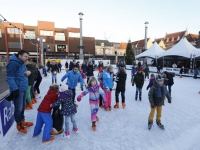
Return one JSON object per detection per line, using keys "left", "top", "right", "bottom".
{"left": 177, "top": 36, "right": 180, "bottom": 41}
{"left": 166, "top": 38, "right": 169, "bottom": 42}
{"left": 172, "top": 37, "right": 174, "bottom": 41}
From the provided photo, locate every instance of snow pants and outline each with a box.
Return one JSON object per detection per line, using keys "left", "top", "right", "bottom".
{"left": 33, "top": 112, "right": 53, "bottom": 141}
{"left": 103, "top": 89, "right": 112, "bottom": 107}
{"left": 148, "top": 106, "right": 162, "bottom": 122}
{"left": 89, "top": 100, "right": 99, "bottom": 122}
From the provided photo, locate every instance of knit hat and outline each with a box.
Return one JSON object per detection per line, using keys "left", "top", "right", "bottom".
{"left": 60, "top": 84, "right": 68, "bottom": 92}
{"left": 156, "top": 75, "right": 164, "bottom": 82}
{"left": 138, "top": 68, "right": 143, "bottom": 72}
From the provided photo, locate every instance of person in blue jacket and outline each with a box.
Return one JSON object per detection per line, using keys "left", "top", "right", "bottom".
{"left": 103, "top": 65, "right": 114, "bottom": 111}
{"left": 61, "top": 65, "right": 84, "bottom": 107}
{"left": 6, "top": 50, "right": 34, "bottom": 134}
{"left": 131, "top": 65, "right": 136, "bottom": 82}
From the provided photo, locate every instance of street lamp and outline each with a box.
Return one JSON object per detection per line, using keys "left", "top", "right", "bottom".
{"left": 144, "top": 21, "right": 149, "bottom": 51}
{"left": 37, "top": 37, "right": 46, "bottom": 65}
{"left": 101, "top": 42, "right": 105, "bottom": 59}
{"left": 78, "top": 12, "right": 85, "bottom": 60}
{"left": 18, "top": 28, "right": 23, "bottom": 49}
{"left": 113, "top": 43, "right": 120, "bottom": 64}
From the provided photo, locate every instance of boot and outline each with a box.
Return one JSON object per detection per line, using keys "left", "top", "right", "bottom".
{"left": 148, "top": 121, "right": 153, "bottom": 130}
{"left": 108, "top": 106, "right": 112, "bottom": 111}
{"left": 75, "top": 104, "right": 78, "bottom": 108}
{"left": 17, "top": 123, "right": 27, "bottom": 134}
{"left": 73, "top": 127, "right": 78, "bottom": 133}
{"left": 25, "top": 103, "right": 33, "bottom": 110}
{"left": 92, "top": 122, "right": 96, "bottom": 131}
{"left": 114, "top": 102, "right": 119, "bottom": 108}
{"left": 51, "top": 128, "right": 58, "bottom": 135}
{"left": 139, "top": 97, "right": 142, "bottom": 101}
{"left": 179, "top": 75, "right": 182, "bottom": 78}
{"left": 57, "top": 128, "right": 64, "bottom": 134}
{"left": 22, "top": 119, "right": 33, "bottom": 127}
{"left": 31, "top": 99, "right": 36, "bottom": 104}
{"left": 122, "top": 103, "right": 126, "bottom": 108}
{"left": 96, "top": 116, "right": 99, "bottom": 122}
{"left": 32, "top": 98, "right": 37, "bottom": 103}
{"left": 156, "top": 121, "right": 164, "bottom": 129}
{"left": 42, "top": 136, "right": 54, "bottom": 143}
{"left": 63, "top": 131, "right": 70, "bottom": 139}
{"left": 99, "top": 105, "right": 104, "bottom": 108}
{"left": 135, "top": 96, "right": 138, "bottom": 101}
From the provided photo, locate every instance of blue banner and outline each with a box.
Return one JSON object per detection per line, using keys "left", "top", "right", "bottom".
{"left": 0, "top": 99, "right": 14, "bottom": 137}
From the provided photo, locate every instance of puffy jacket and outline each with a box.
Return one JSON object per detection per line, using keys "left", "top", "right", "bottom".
{"left": 133, "top": 72, "right": 144, "bottom": 88}
{"left": 148, "top": 82, "right": 171, "bottom": 106}
{"left": 103, "top": 70, "right": 114, "bottom": 89}
{"left": 47, "top": 64, "right": 59, "bottom": 73}
{"left": 86, "top": 64, "right": 94, "bottom": 77}
{"left": 147, "top": 78, "right": 155, "bottom": 90}
{"left": 26, "top": 64, "right": 36, "bottom": 86}
{"left": 52, "top": 90, "right": 77, "bottom": 116}
{"left": 6, "top": 54, "right": 28, "bottom": 92}
{"left": 116, "top": 71, "right": 127, "bottom": 92}
{"left": 61, "top": 70, "right": 84, "bottom": 89}
{"left": 38, "top": 88, "right": 58, "bottom": 113}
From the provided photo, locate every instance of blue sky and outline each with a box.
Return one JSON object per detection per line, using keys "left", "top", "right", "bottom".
{"left": 1, "top": 0, "right": 200, "bottom": 42}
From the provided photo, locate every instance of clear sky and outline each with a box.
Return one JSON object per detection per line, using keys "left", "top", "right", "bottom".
{"left": 1, "top": 0, "right": 200, "bottom": 43}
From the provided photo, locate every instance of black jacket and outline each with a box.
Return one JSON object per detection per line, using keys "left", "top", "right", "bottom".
{"left": 65, "top": 62, "right": 68, "bottom": 68}
{"left": 116, "top": 72, "right": 127, "bottom": 92}
{"left": 47, "top": 64, "right": 59, "bottom": 73}
{"left": 144, "top": 67, "right": 149, "bottom": 76}
{"left": 133, "top": 72, "right": 144, "bottom": 88}
{"left": 86, "top": 65, "right": 94, "bottom": 77}
{"left": 26, "top": 64, "right": 37, "bottom": 86}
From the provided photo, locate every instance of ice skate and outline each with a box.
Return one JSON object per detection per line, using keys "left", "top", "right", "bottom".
{"left": 42, "top": 136, "right": 54, "bottom": 143}
{"left": 148, "top": 121, "right": 153, "bottom": 130}
{"left": 73, "top": 127, "right": 78, "bottom": 133}
{"left": 17, "top": 123, "right": 27, "bottom": 134}
{"left": 114, "top": 102, "right": 119, "bottom": 108}
{"left": 96, "top": 116, "right": 99, "bottom": 121}
{"left": 122, "top": 103, "right": 126, "bottom": 108}
{"left": 156, "top": 121, "right": 165, "bottom": 130}
{"left": 21, "top": 119, "right": 33, "bottom": 128}
{"left": 92, "top": 122, "right": 96, "bottom": 131}
{"left": 108, "top": 106, "right": 112, "bottom": 111}
{"left": 62, "top": 131, "right": 70, "bottom": 139}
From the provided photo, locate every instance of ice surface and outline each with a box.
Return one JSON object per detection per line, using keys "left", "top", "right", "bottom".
{"left": 1, "top": 69, "right": 200, "bottom": 150}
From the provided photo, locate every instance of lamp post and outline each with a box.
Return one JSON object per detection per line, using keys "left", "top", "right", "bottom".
{"left": 37, "top": 37, "right": 45, "bottom": 65}
{"left": 144, "top": 21, "right": 149, "bottom": 51}
{"left": 19, "top": 28, "right": 23, "bottom": 49}
{"left": 101, "top": 42, "right": 105, "bottom": 59}
{"left": 113, "top": 43, "right": 120, "bottom": 64}
{"left": 78, "top": 12, "right": 84, "bottom": 60}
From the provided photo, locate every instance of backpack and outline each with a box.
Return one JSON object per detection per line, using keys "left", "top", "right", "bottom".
{"left": 52, "top": 107, "right": 64, "bottom": 133}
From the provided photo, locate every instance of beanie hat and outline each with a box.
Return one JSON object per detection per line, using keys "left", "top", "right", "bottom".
{"left": 156, "top": 75, "right": 164, "bottom": 82}
{"left": 60, "top": 84, "right": 68, "bottom": 92}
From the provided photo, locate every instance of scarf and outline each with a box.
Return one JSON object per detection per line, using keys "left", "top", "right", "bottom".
{"left": 157, "top": 86, "right": 166, "bottom": 98}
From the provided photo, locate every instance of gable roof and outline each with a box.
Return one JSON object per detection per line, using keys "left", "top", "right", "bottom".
{"left": 95, "top": 39, "right": 111, "bottom": 46}
{"left": 118, "top": 42, "right": 127, "bottom": 49}
{"left": 186, "top": 34, "right": 198, "bottom": 42}
{"left": 164, "top": 31, "right": 186, "bottom": 45}
{"left": 132, "top": 38, "right": 150, "bottom": 48}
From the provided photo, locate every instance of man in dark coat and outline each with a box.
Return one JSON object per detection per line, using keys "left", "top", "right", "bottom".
{"left": 133, "top": 68, "right": 144, "bottom": 101}
{"left": 144, "top": 66, "right": 149, "bottom": 79}
{"left": 86, "top": 62, "right": 94, "bottom": 83}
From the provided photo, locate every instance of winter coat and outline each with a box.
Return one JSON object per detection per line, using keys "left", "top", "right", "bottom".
{"left": 38, "top": 88, "right": 58, "bottom": 113}
{"left": 6, "top": 54, "right": 28, "bottom": 92}
{"left": 132, "top": 67, "right": 136, "bottom": 75}
{"left": 161, "top": 73, "right": 169, "bottom": 86}
{"left": 116, "top": 71, "right": 127, "bottom": 92}
{"left": 65, "top": 62, "right": 68, "bottom": 68}
{"left": 52, "top": 90, "right": 77, "bottom": 116}
{"left": 47, "top": 62, "right": 50, "bottom": 68}
{"left": 103, "top": 70, "right": 114, "bottom": 89}
{"left": 47, "top": 64, "right": 59, "bottom": 73}
{"left": 58, "top": 63, "right": 62, "bottom": 68}
{"left": 69, "top": 62, "right": 74, "bottom": 71}
{"left": 36, "top": 69, "right": 42, "bottom": 81}
{"left": 61, "top": 70, "right": 84, "bottom": 89}
{"left": 86, "top": 64, "right": 94, "bottom": 77}
{"left": 146, "top": 78, "right": 155, "bottom": 90}
{"left": 180, "top": 68, "right": 184, "bottom": 74}
{"left": 163, "top": 71, "right": 174, "bottom": 86}
{"left": 148, "top": 82, "right": 171, "bottom": 106}
{"left": 26, "top": 64, "right": 37, "bottom": 86}
{"left": 144, "top": 67, "right": 149, "bottom": 76}
{"left": 81, "top": 64, "right": 87, "bottom": 73}
{"left": 133, "top": 72, "right": 144, "bottom": 88}
{"left": 79, "top": 85, "right": 105, "bottom": 101}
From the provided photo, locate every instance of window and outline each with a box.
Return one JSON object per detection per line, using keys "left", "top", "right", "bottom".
{"left": 166, "top": 38, "right": 169, "bottom": 42}
{"left": 7, "top": 28, "right": 22, "bottom": 34}
{"left": 43, "top": 43, "right": 54, "bottom": 52}
{"left": 24, "top": 30, "right": 36, "bottom": 39}
{"left": 177, "top": 36, "right": 180, "bottom": 41}
{"left": 0, "top": 28, "right": 2, "bottom": 38}
{"left": 69, "top": 32, "right": 80, "bottom": 38}
{"left": 8, "top": 42, "right": 21, "bottom": 48}
{"left": 40, "top": 30, "right": 53, "bottom": 36}
{"left": 171, "top": 37, "right": 174, "bottom": 41}
{"left": 55, "top": 32, "right": 65, "bottom": 41}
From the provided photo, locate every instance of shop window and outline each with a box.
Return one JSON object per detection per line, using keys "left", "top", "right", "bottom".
{"left": 40, "top": 30, "right": 53, "bottom": 36}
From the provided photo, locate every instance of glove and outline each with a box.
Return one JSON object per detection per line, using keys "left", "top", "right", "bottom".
{"left": 12, "top": 89, "right": 19, "bottom": 99}
{"left": 77, "top": 95, "right": 82, "bottom": 102}
{"left": 81, "top": 86, "right": 84, "bottom": 91}
{"left": 106, "top": 87, "right": 110, "bottom": 92}
{"left": 150, "top": 103, "right": 154, "bottom": 108}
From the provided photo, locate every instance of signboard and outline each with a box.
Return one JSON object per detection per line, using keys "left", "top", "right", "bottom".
{"left": 0, "top": 99, "right": 14, "bottom": 141}
{"left": 57, "top": 45, "right": 67, "bottom": 52}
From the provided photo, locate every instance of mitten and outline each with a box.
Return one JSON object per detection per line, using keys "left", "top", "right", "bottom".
{"left": 12, "top": 89, "right": 19, "bottom": 99}
{"left": 77, "top": 95, "right": 82, "bottom": 102}
{"left": 150, "top": 103, "right": 154, "bottom": 108}
{"left": 81, "top": 86, "right": 84, "bottom": 91}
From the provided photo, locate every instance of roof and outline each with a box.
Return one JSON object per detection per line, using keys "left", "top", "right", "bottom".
{"left": 186, "top": 34, "right": 198, "bottom": 42}
{"left": 164, "top": 31, "right": 186, "bottom": 45}
{"left": 118, "top": 42, "right": 127, "bottom": 49}
{"left": 95, "top": 39, "right": 111, "bottom": 46}
{"left": 132, "top": 38, "right": 150, "bottom": 48}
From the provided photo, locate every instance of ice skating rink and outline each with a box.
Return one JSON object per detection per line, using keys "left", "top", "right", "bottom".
{"left": 1, "top": 69, "right": 200, "bottom": 150}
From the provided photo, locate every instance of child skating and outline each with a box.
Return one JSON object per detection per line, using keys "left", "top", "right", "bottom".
{"left": 133, "top": 68, "right": 144, "bottom": 101}
{"left": 146, "top": 74, "right": 155, "bottom": 90}
{"left": 77, "top": 77, "right": 106, "bottom": 131}
{"left": 51, "top": 84, "right": 77, "bottom": 138}
{"left": 33, "top": 85, "right": 59, "bottom": 143}
{"left": 148, "top": 75, "right": 171, "bottom": 130}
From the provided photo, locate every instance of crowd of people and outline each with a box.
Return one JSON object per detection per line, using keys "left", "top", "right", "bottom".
{"left": 5, "top": 50, "right": 174, "bottom": 143}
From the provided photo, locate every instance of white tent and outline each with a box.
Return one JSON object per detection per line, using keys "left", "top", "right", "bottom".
{"left": 135, "top": 42, "right": 165, "bottom": 59}
{"left": 163, "top": 37, "right": 200, "bottom": 58}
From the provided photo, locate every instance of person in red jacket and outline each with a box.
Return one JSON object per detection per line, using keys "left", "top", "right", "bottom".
{"left": 33, "top": 85, "right": 59, "bottom": 143}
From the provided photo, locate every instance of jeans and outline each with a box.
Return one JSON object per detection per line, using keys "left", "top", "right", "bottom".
{"left": 33, "top": 112, "right": 53, "bottom": 141}
{"left": 69, "top": 88, "right": 76, "bottom": 103}
{"left": 168, "top": 85, "right": 171, "bottom": 96}
{"left": 13, "top": 91, "right": 26, "bottom": 124}
{"left": 34, "top": 79, "right": 42, "bottom": 94}
{"left": 52, "top": 73, "right": 57, "bottom": 83}
{"left": 136, "top": 87, "right": 142, "bottom": 98}
{"left": 115, "top": 90, "right": 125, "bottom": 103}
{"left": 43, "top": 68, "right": 47, "bottom": 76}
{"left": 65, "top": 114, "right": 77, "bottom": 132}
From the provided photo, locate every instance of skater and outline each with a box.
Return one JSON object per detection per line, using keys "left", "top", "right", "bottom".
{"left": 148, "top": 75, "right": 171, "bottom": 130}
{"left": 77, "top": 77, "right": 106, "bottom": 131}
{"left": 144, "top": 65, "right": 149, "bottom": 80}
{"left": 69, "top": 59, "right": 76, "bottom": 71}
{"left": 163, "top": 71, "right": 174, "bottom": 97}
{"left": 47, "top": 61, "right": 59, "bottom": 85}
{"left": 98, "top": 61, "right": 104, "bottom": 76}
{"left": 103, "top": 65, "right": 114, "bottom": 111}
{"left": 81, "top": 61, "right": 87, "bottom": 74}
{"left": 34, "top": 64, "right": 43, "bottom": 99}
{"left": 114, "top": 68, "right": 127, "bottom": 109}
{"left": 61, "top": 65, "right": 84, "bottom": 107}
{"left": 86, "top": 61, "right": 94, "bottom": 83}
{"left": 179, "top": 66, "right": 184, "bottom": 78}
{"left": 6, "top": 50, "right": 33, "bottom": 134}
{"left": 131, "top": 65, "right": 136, "bottom": 82}
{"left": 161, "top": 73, "right": 169, "bottom": 86}
{"left": 33, "top": 85, "right": 59, "bottom": 143}
{"left": 132, "top": 68, "right": 144, "bottom": 101}
{"left": 65, "top": 61, "right": 69, "bottom": 72}
{"left": 51, "top": 84, "right": 78, "bottom": 138}
{"left": 146, "top": 74, "right": 155, "bottom": 90}
{"left": 57, "top": 61, "right": 62, "bottom": 73}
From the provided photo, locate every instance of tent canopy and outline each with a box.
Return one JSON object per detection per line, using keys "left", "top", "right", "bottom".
{"left": 163, "top": 37, "right": 200, "bottom": 58}
{"left": 135, "top": 42, "right": 165, "bottom": 59}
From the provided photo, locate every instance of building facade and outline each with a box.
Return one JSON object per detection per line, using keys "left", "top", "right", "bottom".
{"left": 0, "top": 21, "right": 95, "bottom": 63}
